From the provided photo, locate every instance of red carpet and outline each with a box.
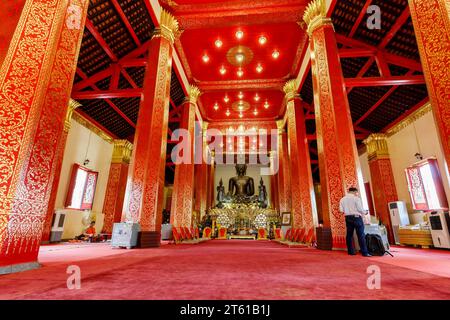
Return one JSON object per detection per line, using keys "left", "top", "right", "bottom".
{"left": 1, "top": 240, "right": 449, "bottom": 300}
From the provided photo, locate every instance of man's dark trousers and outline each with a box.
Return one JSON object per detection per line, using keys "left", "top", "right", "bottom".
{"left": 345, "top": 215, "right": 369, "bottom": 255}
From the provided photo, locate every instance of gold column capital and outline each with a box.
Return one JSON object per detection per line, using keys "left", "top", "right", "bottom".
{"left": 65, "top": 99, "right": 82, "bottom": 132}
{"left": 283, "top": 79, "right": 299, "bottom": 101}
{"left": 363, "top": 133, "right": 390, "bottom": 161}
{"left": 112, "top": 140, "right": 133, "bottom": 164}
{"left": 303, "top": 0, "right": 333, "bottom": 36}
{"left": 154, "top": 9, "right": 180, "bottom": 44}
{"left": 276, "top": 120, "right": 285, "bottom": 134}
{"left": 188, "top": 84, "right": 201, "bottom": 104}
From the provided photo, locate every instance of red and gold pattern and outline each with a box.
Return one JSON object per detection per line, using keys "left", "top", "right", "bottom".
{"left": 277, "top": 128, "right": 292, "bottom": 213}
{"left": 171, "top": 94, "right": 198, "bottom": 227}
{"left": 0, "top": 0, "right": 88, "bottom": 267}
{"left": 364, "top": 133, "right": 398, "bottom": 244}
{"left": 41, "top": 99, "right": 82, "bottom": 242}
{"left": 409, "top": 0, "right": 450, "bottom": 173}
{"left": 0, "top": 0, "right": 26, "bottom": 67}
{"left": 102, "top": 140, "right": 132, "bottom": 234}
{"left": 123, "top": 10, "right": 179, "bottom": 232}
{"left": 305, "top": 0, "right": 360, "bottom": 249}
{"left": 285, "top": 84, "right": 315, "bottom": 231}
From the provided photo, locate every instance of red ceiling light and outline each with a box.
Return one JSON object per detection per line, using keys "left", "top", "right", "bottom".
{"left": 237, "top": 68, "right": 244, "bottom": 77}
{"left": 256, "top": 64, "right": 263, "bottom": 73}
{"left": 235, "top": 30, "right": 244, "bottom": 39}
{"left": 238, "top": 92, "right": 244, "bottom": 99}
{"left": 213, "top": 102, "right": 219, "bottom": 111}
{"left": 254, "top": 94, "right": 260, "bottom": 101}
{"left": 239, "top": 113, "right": 243, "bottom": 118}
{"left": 272, "top": 50, "right": 280, "bottom": 59}
{"left": 258, "top": 36, "right": 267, "bottom": 45}
{"left": 224, "top": 95, "right": 229, "bottom": 103}
{"left": 253, "top": 109, "right": 258, "bottom": 116}
{"left": 219, "top": 65, "right": 226, "bottom": 75}
{"left": 264, "top": 101, "right": 270, "bottom": 109}
{"left": 215, "top": 39, "right": 223, "bottom": 48}
{"left": 202, "top": 54, "right": 210, "bottom": 63}
{"left": 226, "top": 109, "right": 231, "bottom": 116}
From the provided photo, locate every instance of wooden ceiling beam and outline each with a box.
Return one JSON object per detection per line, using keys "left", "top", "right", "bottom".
{"left": 85, "top": 18, "right": 118, "bottom": 62}
{"left": 336, "top": 34, "right": 423, "bottom": 71}
{"left": 345, "top": 75, "right": 425, "bottom": 87}
{"left": 378, "top": 7, "right": 411, "bottom": 50}
{"left": 348, "top": 0, "right": 374, "bottom": 38}
{"left": 72, "top": 89, "right": 142, "bottom": 99}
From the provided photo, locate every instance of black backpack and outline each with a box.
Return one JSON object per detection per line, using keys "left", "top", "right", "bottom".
{"left": 365, "top": 234, "right": 393, "bottom": 257}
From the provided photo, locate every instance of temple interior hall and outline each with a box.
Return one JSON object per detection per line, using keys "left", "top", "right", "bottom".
{"left": 0, "top": 0, "right": 450, "bottom": 300}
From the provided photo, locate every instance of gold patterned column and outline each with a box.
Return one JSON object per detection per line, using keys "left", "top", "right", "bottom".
{"left": 409, "top": 0, "right": 450, "bottom": 173}
{"left": 284, "top": 80, "right": 316, "bottom": 231}
{"left": 363, "top": 134, "right": 398, "bottom": 243}
{"left": 0, "top": 0, "right": 89, "bottom": 271}
{"left": 171, "top": 85, "right": 200, "bottom": 227}
{"left": 123, "top": 10, "right": 179, "bottom": 247}
{"left": 304, "top": 0, "right": 362, "bottom": 249}
{"left": 102, "top": 140, "right": 133, "bottom": 234}
{"left": 276, "top": 121, "right": 292, "bottom": 213}
{"left": 41, "top": 99, "right": 82, "bottom": 242}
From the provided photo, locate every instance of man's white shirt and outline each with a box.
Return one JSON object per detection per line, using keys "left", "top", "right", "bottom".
{"left": 339, "top": 193, "right": 367, "bottom": 217}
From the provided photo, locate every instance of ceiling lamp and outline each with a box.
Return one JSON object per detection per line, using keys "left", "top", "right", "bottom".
{"left": 235, "top": 53, "right": 245, "bottom": 64}
{"left": 224, "top": 95, "right": 229, "bottom": 103}
{"left": 254, "top": 94, "right": 260, "bottom": 101}
{"left": 272, "top": 50, "right": 280, "bottom": 59}
{"left": 258, "top": 36, "right": 267, "bottom": 45}
{"left": 202, "top": 54, "right": 210, "bottom": 63}
{"left": 235, "top": 30, "right": 244, "bottom": 39}
{"left": 238, "top": 92, "right": 244, "bottom": 99}
{"left": 264, "top": 101, "right": 269, "bottom": 109}
{"left": 256, "top": 64, "right": 263, "bottom": 73}
{"left": 215, "top": 39, "right": 223, "bottom": 48}
{"left": 239, "top": 113, "right": 243, "bottom": 118}
{"left": 226, "top": 109, "right": 231, "bottom": 116}
{"left": 219, "top": 65, "right": 226, "bottom": 75}
{"left": 213, "top": 102, "right": 219, "bottom": 111}
{"left": 237, "top": 68, "right": 244, "bottom": 77}
{"left": 253, "top": 109, "right": 258, "bottom": 116}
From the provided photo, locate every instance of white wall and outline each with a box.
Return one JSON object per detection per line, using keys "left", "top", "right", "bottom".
{"left": 54, "top": 119, "right": 114, "bottom": 239}
{"left": 214, "top": 164, "right": 272, "bottom": 206}
{"left": 359, "top": 111, "right": 450, "bottom": 224}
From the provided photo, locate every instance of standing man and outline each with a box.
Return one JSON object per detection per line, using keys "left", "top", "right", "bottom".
{"left": 339, "top": 187, "right": 371, "bottom": 257}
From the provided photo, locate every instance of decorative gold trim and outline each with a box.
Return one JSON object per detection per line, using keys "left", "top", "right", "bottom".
{"left": 153, "top": 9, "right": 179, "bottom": 44}
{"left": 363, "top": 133, "right": 390, "bottom": 161}
{"left": 72, "top": 112, "right": 114, "bottom": 144}
{"left": 65, "top": 99, "right": 82, "bottom": 132}
{"left": 112, "top": 140, "right": 133, "bottom": 164}
{"left": 188, "top": 84, "right": 201, "bottom": 104}
{"left": 386, "top": 102, "right": 432, "bottom": 137}
{"left": 303, "top": 0, "right": 333, "bottom": 35}
{"left": 283, "top": 79, "right": 299, "bottom": 101}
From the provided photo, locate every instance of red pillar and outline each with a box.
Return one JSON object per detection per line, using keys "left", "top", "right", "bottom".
{"left": 284, "top": 80, "right": 316, "bottom": 231}
{"left": 123, "top": 10, "right": 179, "bottom": 246}
{"left": 363, "top": 134, "right": 398, "bottom": 244}
{"left": 276, "top": 122, "right": 292, "bottom": 214}
{"left": 304, "top": 0, "right": 362, "bottom": 249}
{"left": 102, "top": 140, "right": 133, "bottom": 234}
{"left": 409, "top": 0, "right": 450, "bottom": 173}
{"left": 170, "top": 86, "right": 200, "bottom": 227}
{"left": 41, "top": 100, "right": 82, "bottom": 242}
{"left": 0, "top": 0, "right": 89, "bottom": 272}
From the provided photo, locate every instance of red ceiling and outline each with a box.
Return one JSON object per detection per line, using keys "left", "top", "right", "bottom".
{"left": 170, "top": 0, "right": 308, "bottom": 122}
{"left": 200, "top": 89, "right": 285, "bottom": 120}
{"left": 180, "top": 22, "right": 303, "bottom": 82}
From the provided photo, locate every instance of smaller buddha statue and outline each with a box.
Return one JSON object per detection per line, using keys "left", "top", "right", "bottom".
{"left": 258, "top": 177, "right": 268, "bottom": 208}
{"left": 216, "top": 178, "right": 226, "bottom": 208}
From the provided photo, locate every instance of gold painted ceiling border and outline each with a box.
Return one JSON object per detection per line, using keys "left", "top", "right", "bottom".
{"left": 72, "top": 111, "right": 114, "bottom": 144}
{"left": 386, "top": 102, "right": 432, "bottom": 137}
